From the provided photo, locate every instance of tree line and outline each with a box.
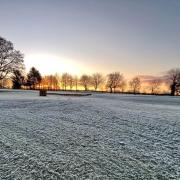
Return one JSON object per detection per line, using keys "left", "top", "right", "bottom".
{"left": 0, "top": 36, "right": 180, "bottom": 96}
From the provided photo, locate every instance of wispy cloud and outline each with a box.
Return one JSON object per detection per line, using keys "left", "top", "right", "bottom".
{"left": 138, "top": 75, "right": 167, "bottom": 83}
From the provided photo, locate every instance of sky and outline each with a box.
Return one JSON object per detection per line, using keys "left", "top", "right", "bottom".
{"left": 0, "top": 0, "right": 180, "bottom": 78}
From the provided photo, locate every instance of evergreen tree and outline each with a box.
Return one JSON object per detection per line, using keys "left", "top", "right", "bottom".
{"left": 11, "top": 70, "right": 25, "bottom": 89}
{"left": 27, "top": 67, "right": 42, "bottom": 89}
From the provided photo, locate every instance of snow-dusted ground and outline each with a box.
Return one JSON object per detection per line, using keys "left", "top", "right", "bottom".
{"left": 0, "top": 90, "right": 180, "bottom": 179}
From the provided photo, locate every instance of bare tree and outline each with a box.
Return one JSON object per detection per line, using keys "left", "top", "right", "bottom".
{"left": 74, "top": 75, "right": 79, "bottom": 91}
{"left": 54, "top": 73, "right": 61, "bottom": 89}
{"left": 119, "top": 80, "right": 127, "bottom": 92}
{"left": 80, "top": 74, "right": 91, "bottom": 91}
{"left": 41, "top": 75, "right": 59, "bottom": 90}
{"left": 149, "top": 79, "right": 162, "bottom": 95}
{"left": 0, "top": 37, "right": 24, "bottom": 81}
{"left": 166, "top": 68, "right": 180, "bottom": 96}
{"left": 106, "top": 72, "right": 124, "bottom": 93}
{"left": 129, "top": 77, "right": 141, "bottom": 94}
{"left": 61, "top": 73, "right": 69, "bottom": 90}
{"left": 67, "top": 74, "right": 74, "bottom": 90}
{"left": 91, "top": 73, "right": 104, "bottom": 91}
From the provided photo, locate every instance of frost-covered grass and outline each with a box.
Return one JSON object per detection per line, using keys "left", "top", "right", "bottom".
{"left": 0, "top": 90, "right": 180, "bottom": 179}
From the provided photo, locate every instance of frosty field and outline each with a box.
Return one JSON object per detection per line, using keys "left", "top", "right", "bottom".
{"left": 0, "top": 90, "right": 180, "bottom": 179}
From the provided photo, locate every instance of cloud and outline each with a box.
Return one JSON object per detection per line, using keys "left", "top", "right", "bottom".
{"left": 138, "top": 75, "right": 167, "bottom": 83}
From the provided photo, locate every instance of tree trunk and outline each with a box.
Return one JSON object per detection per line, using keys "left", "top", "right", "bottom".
{"left": 170, "top": 83, "right": 176, "bottom": 96}
{"left": 110, "top": 87, "right": 113, "bottom": 93}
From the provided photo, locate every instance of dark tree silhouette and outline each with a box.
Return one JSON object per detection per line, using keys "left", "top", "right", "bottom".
{"left": 119, "top": 80, "right": 127, "bottom": 92}
{"left": 166, "top": 68, "right": 180, "bottom": 96}
{"left": 11, "top": 70, "right": 25, "bottom": 89}
{"left": 149, "top": 79, "right": 161, "bottom": 95}
{"left": 91, "top": 73, "right": 104, "bottom": 91}
{"left": 67, "top": 74, "right": 74, "bottom": 90}
{"left": 74, "top": 75, "right": 79, "bottom": 91}
{"left": 54, "top": 73, "right": 61, "bottom": 89}
{"left": 129, "top": 77, "right": 141, "bottom": 94}
{"left": 0, "top": 36, "right": 24, "bottom": 81}
{"left": 80, "top": 74, "right": 91, "bottom": 91}
{"left": 41, "top": 75, "right": 59, "bottom": 90}
{"left": 106, "top": 72, "right": 124, "bottom": 93}
{"left": 61, "top": 73, "right": 69, "bottom": 90}
{"left": 27, "top": 67, "right": 42, "bottom": 89}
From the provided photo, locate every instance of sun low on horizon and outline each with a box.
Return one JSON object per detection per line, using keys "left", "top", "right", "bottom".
{"left": 24, "top": 53, "right": 90, "bottom": 76}
{"left": 24, "top": 53, "right": 135, "bottom": 78}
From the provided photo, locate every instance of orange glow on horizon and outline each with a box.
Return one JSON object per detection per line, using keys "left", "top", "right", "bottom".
{"left": 24, "top": 53, "right": 93, "bottom": 76}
